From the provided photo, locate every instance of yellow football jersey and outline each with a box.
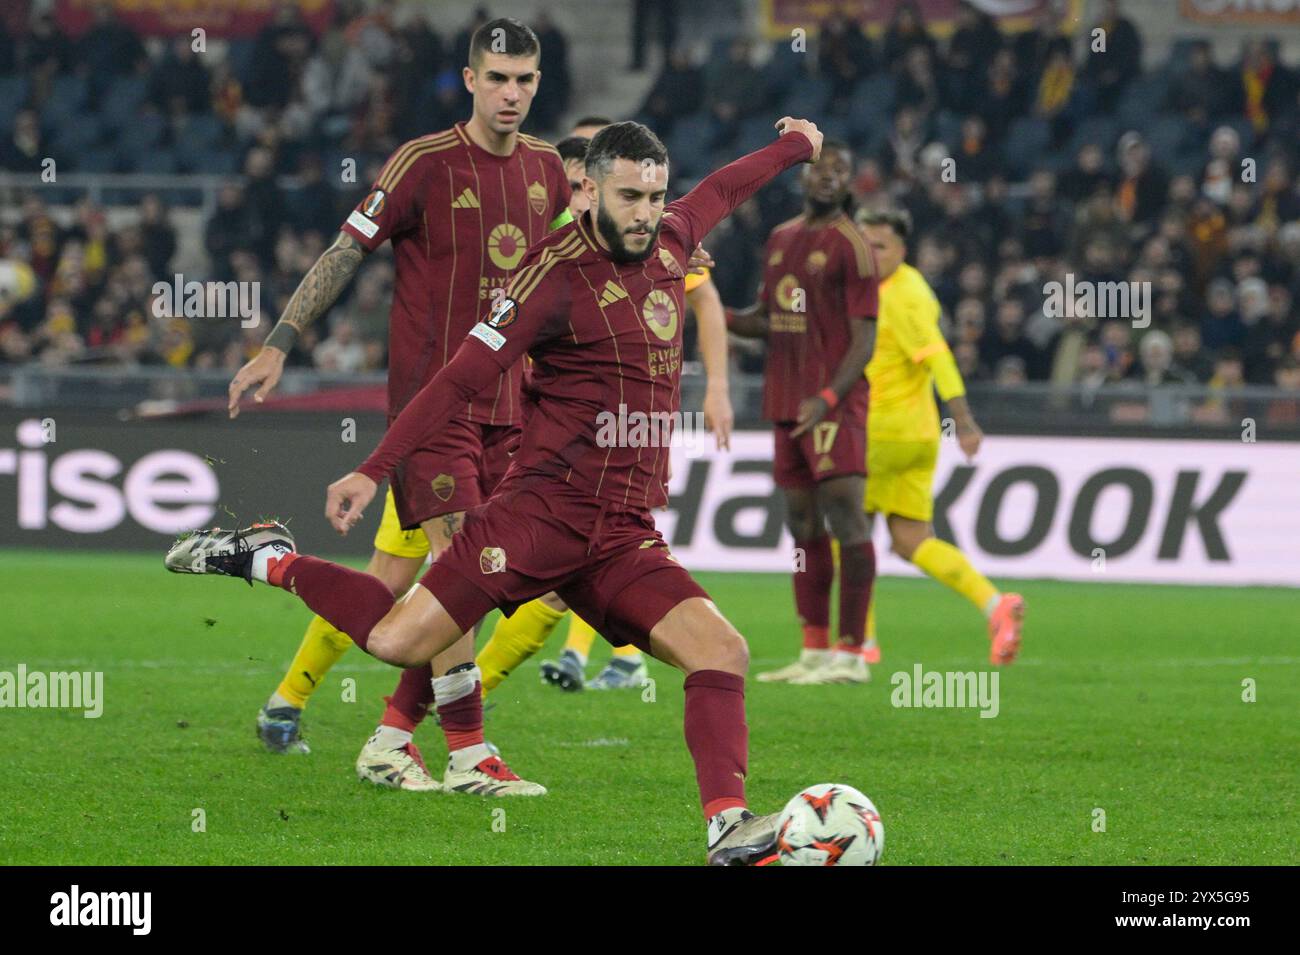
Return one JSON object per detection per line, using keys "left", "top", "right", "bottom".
{"left": 865, "top": 262, "right": 949, "bottom": 442}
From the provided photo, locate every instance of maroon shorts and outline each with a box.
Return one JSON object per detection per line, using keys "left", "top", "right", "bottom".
{"left": 771, "top": 411, "right": 867, "bottom": 489}
{"left": 418, "top": 474, "right": 710, "bottom": 652}
{"left": 388, "top": 418, "right": 521, "bottom": 529}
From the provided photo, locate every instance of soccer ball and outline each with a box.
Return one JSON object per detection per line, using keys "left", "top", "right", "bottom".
{"left": 776, "top": 783, "right": 884, "bottom": 866}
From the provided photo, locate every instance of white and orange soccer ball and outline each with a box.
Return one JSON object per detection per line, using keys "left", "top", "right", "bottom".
{"left": 776, "top": 783, "right": 885, "bottom": 866}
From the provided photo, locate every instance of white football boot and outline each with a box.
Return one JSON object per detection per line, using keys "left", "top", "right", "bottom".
{"left": 755, "top": 648, "right": 832, "bottom": 683}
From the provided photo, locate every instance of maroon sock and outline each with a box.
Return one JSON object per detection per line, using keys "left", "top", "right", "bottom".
{"left": 380, "top": 665, "right": 434, "bottom": 732}
{"left": 793, "top": 536, "right": 833, "bottom": 641}
{"left": 272, "top": 555, "right": 393, "bottom": 653}
{"left": 837, "top": 541, "right": 877, "bottom": 648}
{"left": 683, "top": 669, "right": 748, "bottom": 818}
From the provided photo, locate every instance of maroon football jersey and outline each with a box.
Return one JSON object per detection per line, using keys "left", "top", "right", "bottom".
{"left": 358, "top": 131, "right": 816, "bottom": 511}
{"left": 758, "top": 212, "right": 879, "bottom": 422}
{"left": 340, "top": 123, "right": 570, "bottom": 425}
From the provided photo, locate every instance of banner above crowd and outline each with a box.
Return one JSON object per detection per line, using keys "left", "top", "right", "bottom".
{"left": 55, "top": 0, "right": 335, "bottom": 38}
{"left": 759, "top": 0, "right": 1084, "bottom": 37}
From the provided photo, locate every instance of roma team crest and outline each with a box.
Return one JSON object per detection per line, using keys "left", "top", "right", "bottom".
{"left": 805, "top": 249, "right": 828, "bottom": 274}
{"left": 361, "top": 189, "right": 386, "bottom": 218}
{"left": 488, "top": 223, "right": 527, "bottom": 270}
{"left": 528, "top": 181, "right": 548, "bottom": 216}
{"left": 774, "top": 274, "right": 801, "bottom": 311}
{"left": 642, "top": 289, "right": 679, "bottom": 342}
{"left": 479, "top": 546, "right": 507, "bottom": 575}
{"left": 431, "top": 473, "right": 456, "bottom": 502}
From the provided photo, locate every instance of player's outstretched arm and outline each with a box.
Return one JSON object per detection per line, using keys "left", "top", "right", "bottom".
{"left": 687, "top": 277, "right": 734, "bottom": 450}
{"left": 791, "top": 317, "right": 876, "bottom": 438}
{"left": 668, "top": 118, "right": 822, "bottom": 255}
{"left": 227, "top": 231, "right": 368, "bottom": 418}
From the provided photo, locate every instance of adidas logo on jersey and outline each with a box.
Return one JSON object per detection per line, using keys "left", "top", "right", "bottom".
{"left": 451, "top": 188, "right": 480, "bottom": 209}
{"left": 598, "top": 280, "right": 628, "bottom": 306}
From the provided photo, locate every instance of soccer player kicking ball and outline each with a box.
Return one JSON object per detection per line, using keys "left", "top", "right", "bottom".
{"left": 850, "top": 209, "right": 1024, "bottom": 667}
{"left": 226, "top": 18, "right": 570, "bottom": 795}
{"left": 727, "top": 141, "right": 881, "bottom": 685}
{"left": 168, "top": 118, "right": 824, "bottom": 864}
{"left": 476, "top": 130, "right": 734, "bottom": 695}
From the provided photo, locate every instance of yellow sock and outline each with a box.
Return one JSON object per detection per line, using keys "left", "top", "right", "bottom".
{"left": 275, "top": 615, "right": 354, "bottom": 709}
{"left": 911, "top": 538, "right": 998, "bottom": 615}
{"left": 866, "top": 599, "right": 877, "bottom": 641}
{"left": 477, "top": 599, "right": 566, "bottom": 693}
{"left": 613, "top": 643, "right": 642, "bottom": 659}
{"left": 564, "top": 614, "right": 598, "bottom": 661}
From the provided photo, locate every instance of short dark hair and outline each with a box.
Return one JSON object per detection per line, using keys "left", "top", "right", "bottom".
{"left": 822, "top": 138, "right": 853, "bottom": 159}
{"left": 556, "top": 136, "right": 590, "bottom": 164}
{"left": 573, "top": 115, "right": 614, "bottom": 130}
{"left": 585, "top": 121, "right": 668, "bottom": 180}
{"left": 468, "top": 17, "right": 540, "bottom": 69}
{"left": 855, "top": 207, "right": 912, "bottom": 240}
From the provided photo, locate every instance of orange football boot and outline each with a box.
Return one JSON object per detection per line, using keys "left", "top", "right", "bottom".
{"left": 988, "top": 593, "right": 1025, "bottom": 666}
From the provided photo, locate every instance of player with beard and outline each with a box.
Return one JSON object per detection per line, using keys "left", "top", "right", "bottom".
{"left": 727, "top": 141, "right": 881, "bottom": 685}
{"left": 167, "top": 117, "right": 824, "bottom": 864}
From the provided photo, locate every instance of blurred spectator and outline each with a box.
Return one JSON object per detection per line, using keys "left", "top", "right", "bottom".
{"left": 1083, "top": 0, "right": 1142, "bottom": 114}
{"left": 820, "top": 12, "right": 875, "bottom": 99}
{"left": 629, "top": 0, "right": 678, "bottom": 72}
{"left": 1, "top": 110, "right": 51, "bottom": 174}
{"left": 1167, "top": 40, "right": 1229, "bottom": 125}
{"left": 881, "top": 1, "right": 936, "bottom": 71}
{"left": 77, "top": 5, "right": 147, "bottom": 79}
{"left": 314, "top": 318, "right": 366, "bottom": 373}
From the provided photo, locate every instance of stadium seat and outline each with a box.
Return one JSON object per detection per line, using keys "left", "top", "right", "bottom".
{"left": 42, "top": 75, "right": 89, "bottom": 125}
{"left": 51, "top": 113, "right": 104, "bottom": 155}
{"left": 117, "top": 112, "right": 167, "bottom": 159}
{"left": 1117, "top": 71, "right": 1172, "bottom": 127}
{"left": 133, "top": 149, "right": 177, "bottom": 174}
{"left": 933, "top": 109, "right": 963, "bottom": 150}
{"left": 99, "top": 76, "right": 149, "bottom": 131}
{"left": 1067, "top": 115, "right": 1122, "bottom": 157}
{"left": 1002, "top": 117, "right": 1051, "bottom": 176}
{"left": 763, "top": 40, "right": 805, "bottom": 96}
{"left": 73, "top": 147, "right": 121, "bottom": 174}
{"left": 190, "top": 150, "right": 241, "bottom": 175}
{"left": 780, "top": 73, "right": 832, "bottom": 119}
{"left": 0, "top": 75, "right": 29, "bottom": 127}
{"left": 1145, "top": 115, "right": 1191, "bottom": 162}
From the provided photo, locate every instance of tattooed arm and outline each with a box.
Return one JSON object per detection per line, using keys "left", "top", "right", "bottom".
{"left": 227, "top": 231, "right": 368, "bottom": 418}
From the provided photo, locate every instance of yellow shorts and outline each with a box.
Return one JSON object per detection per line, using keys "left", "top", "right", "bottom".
{"left": 373, "top": 487, "right": 430, "bottom": 559}
{"left": 864, "top": 439, "right": 939, "bottom": 522}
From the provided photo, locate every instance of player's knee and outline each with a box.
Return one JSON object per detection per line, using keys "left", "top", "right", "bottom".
{"left": 825, "top": 500, "right": 870, "bottom": 546}
{"left": 724, "top": 630, "right": 750, "bottom": 674}
{"left": 367, "top": 620, "right": 421, "bottom": 668}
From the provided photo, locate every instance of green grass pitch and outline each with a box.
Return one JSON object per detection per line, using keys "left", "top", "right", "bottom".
{"left": 1, "top": 549, "right": 1296, "bottom": 865}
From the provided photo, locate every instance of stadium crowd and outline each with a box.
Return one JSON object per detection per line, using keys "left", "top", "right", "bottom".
{"left": 1, "top": 1, "right": 1298, "bottom": 420}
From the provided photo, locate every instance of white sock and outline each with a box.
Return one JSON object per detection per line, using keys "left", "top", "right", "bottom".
{"left": 431, "top": 665, "right": 480, "bottom": 705}
{"left": 707, "top": 806, "right": 749, "bottom": 847}
{"left": 267, "top": 692, "right": 295, "bottom": 711}
{"left": 799, "top": 647, "right": 833, "bottom": 664}
{"left": 983, "top": 594, "right": 1001, "bottom": 618}
{"left": 372, "top": 725, "right": 412, "bottom": 750}
{"left": 448, "top": 742, "right": 492, "bottom": 772}
{"left": 249, "top": 541, "right": 292, "bottom": 583}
